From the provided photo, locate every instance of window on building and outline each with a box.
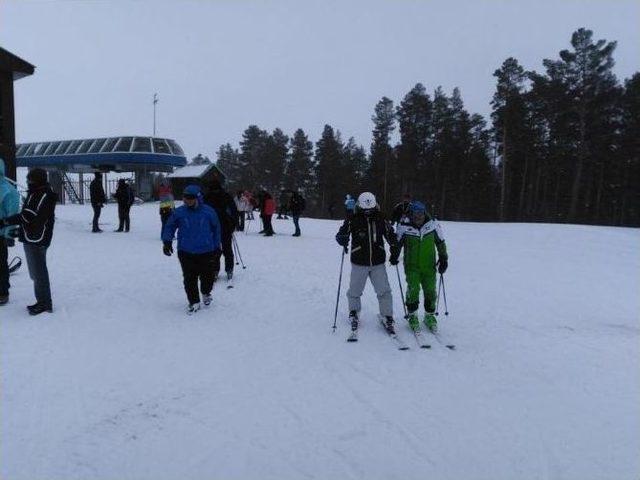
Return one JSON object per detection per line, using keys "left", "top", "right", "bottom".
{"left": 23, "top": 143, "right": 36, "bottom": 156}
{"left": 152, "top": 138, "right": 171, "bottom": 154}
{"left": 54, "top": 141, "right": 72, "bottom": 155}
{"left": 166, "top": 140, "right": 184, "bottom": 156}
{"left": 43, "top": 142, "right": 61, "bottom": 155}
{"left": 132, "top": 137, "right": 151, "bottom": 152}
{"left": 101, "top": 137, "right": 119, "bottom": 152}
{"left": 89, "top": 138, "right": 107, "bottom": 153}
{"left": 114, "top": 137, "right": 133, "bottom": 152}
{"left": 32, "top": 143, "right": 48, "bottom": 156}
{"left": 65, "top": 140, "right": 83, "bottom": 155}
{"left": 16, "top": 144, "right": 28, "bottom": 157}
{"left": 76, "top": 139, "right": 94, "bottom": 154}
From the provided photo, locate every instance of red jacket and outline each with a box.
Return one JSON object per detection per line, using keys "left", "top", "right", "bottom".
{"left": 264, "top": 198, "right": 276, "bottom": 216}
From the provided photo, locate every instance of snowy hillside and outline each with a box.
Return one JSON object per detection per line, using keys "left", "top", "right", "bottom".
{"left": 1, "top": 203, "right": 639, "bottom": 480}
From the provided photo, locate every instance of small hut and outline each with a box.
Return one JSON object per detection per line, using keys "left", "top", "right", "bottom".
{"left": 167, "top": 163, "right": 226, "bottom": 198}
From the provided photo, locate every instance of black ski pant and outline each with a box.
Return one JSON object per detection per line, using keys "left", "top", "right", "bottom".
{"left": 178, "top": 250, "right": 216, "bottom": 305}
{"left": 117, "top": 204, "right": 131, "bottom": 231}
{"left": 213, "top": 230, "right": 234, "bottom": 275}
{"left": 91, "top": 203, "right": 102, "bottom": 231}
{"left": 0, "top": 238, "right": 8, "bottom": 296}
{"left": 292, "top": 215, "right": 301, "bottom": 235}
{"left": 263, "top": 215, "right": 274, "bottom": 236}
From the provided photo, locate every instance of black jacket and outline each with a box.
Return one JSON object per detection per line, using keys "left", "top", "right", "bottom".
{"left": 114, "top": 183, "right": 134, "bottom": 207}
{"left": 336, "top": 210, "right": 396, "bottom": 266}
{"left": 391, "top": 201, "right": 411, "bottom": 224}
{"left": 6, "top": 185, "right": 57, "bottom": 247}
{"left": 90, "top": 178, "right": 106, "bottom": 205}
{"left": 289, "top": 193, "right": 306, "bottom": 216}
{"left": 204, "top": 188, "right": 238, "bottom": 233}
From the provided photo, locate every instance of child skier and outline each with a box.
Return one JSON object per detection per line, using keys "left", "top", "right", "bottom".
{"left": 390, "top": 201, "right": 448, "bottom": 332}
{"left": 336, "top": 192, "right": 398, "bottom": 335}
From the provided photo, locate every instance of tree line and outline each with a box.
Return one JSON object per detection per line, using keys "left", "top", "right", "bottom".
{"left": 216, "top": 28, "right": 639, "bottom": 226}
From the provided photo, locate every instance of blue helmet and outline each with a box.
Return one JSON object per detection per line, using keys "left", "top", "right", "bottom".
{"left": 409, "top": 201, "right": 426, "bottom": 214}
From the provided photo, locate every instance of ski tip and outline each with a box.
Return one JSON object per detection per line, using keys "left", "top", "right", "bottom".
{"left": 420, "top": 345, "right": 432, "bottom": 349}
{"left": 446, "top": 345, "right": 456, "bottom": 350}
{"left": 399, "top": 346, "right": 410, "bottom": 351}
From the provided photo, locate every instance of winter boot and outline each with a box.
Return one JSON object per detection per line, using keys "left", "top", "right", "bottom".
{"left": 349, "top": 310, "right": 359, "bottom": 331}
{"left": 384, "top": 316, "right": 396, "bottom": 335}
{"left": 187, "top": 302, "right": 201, "bottom": 315}
{"left": 27, "top": 302, "right": 53, "bottom": 316}
{"left": 226, "top": 271, "right": 233, "bottom": 281}
{"left": 0, "top": 294, "right": 8, "bottom": 306}
{"left": 424, "top": 313, "right": 437, "bottom": 332}
{"left": 202, "top": 294, "right": 212, "bottom": 307}
{"left": 407, "top": 312, "right": 420, "bottom": 332}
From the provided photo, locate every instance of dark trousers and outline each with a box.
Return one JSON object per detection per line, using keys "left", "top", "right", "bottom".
{"left": 23, "top": 243, "right": 52, "bottom": 306}
{"left": 213, "top": 230, "right": 234, "bottom": 274}
{"left": 263, "top": 215, "right": 274, "bottom": 235}
{"left": 292, "top": 215, "right": 301, "bottom": 235}
{"left": 0, "top": 238, "right": 8, "bottom": 296}
{"left": 178, "top": 250, "right": 216, "bottom": 305}
{"left": 92, "top": 204, "right": 102, "bottom": 231}
{"left": 117, "top": 204, "right": 131, "bottom": 231}
{"left": 237, "top": 212, "right": 245, "bottom": 232}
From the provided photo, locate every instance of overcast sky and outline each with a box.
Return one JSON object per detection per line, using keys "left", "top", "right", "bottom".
{"left": 2, "top": 0, "right": 639, "bottom": 160}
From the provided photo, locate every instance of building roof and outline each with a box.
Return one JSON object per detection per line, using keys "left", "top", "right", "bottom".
{"left": 16, "top": 136, "right": 187, "bottom": 172}
{"left": 0, "top": 46, "right": 35, "bottom": 80}
{"left": 167, "top": 163, "right": 215, "bottom": 179}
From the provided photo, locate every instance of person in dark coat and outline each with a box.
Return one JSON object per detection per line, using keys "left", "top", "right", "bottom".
{"left": 113, "top": 179, "right": 134, "bottom": 232}
{"left": 289, "top": 190, "right": 306, "bottom": 237}
{"left": 203, "top": 180, "right": 238, "bottom": 281}
{"left": 391, "top": 193, "right": 412, "bottom": 225}
{"left": 90, "top": 172, "right": 106, "bottom": 233}
{"left": 162, "top": 184, "right": 221, "bottom": 314}
{"left": 0, "top": 168, "right": 57, "bottom": 315}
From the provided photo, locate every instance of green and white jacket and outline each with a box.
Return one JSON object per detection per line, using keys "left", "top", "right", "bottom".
{"left": 395, "top": 219, "right": 448, "bottom": 272}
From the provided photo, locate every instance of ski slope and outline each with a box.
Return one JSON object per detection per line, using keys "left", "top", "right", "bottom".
{"left": 1, "top": 202, "right": 639, "bottom": 480}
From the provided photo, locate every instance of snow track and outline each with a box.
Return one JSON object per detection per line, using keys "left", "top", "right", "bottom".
{"left": 1, "top": 202, "right": 639, "bottom": 479}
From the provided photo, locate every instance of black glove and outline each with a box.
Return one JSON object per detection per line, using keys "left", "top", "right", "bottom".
{"left": 389, "top": 245, "right": 400, "bottom": 265}
{"left": 438, "top": 257, "right": 448, "bottom": 274}
{"left": 0, "top": 219, "right": 6, "bottom": 229}
{"left": 336, "top": 234, "right": 349, "bottom": 248}
{"left": 163, "top": 242, "right": 173, "bottom": 256}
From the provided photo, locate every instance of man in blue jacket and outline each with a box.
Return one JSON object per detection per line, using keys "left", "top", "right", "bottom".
{"left": 162, "top": 184, "right": 221, "bottom": 314}
{"left": 0, "top": 158, "right": 20, "bottom": 305}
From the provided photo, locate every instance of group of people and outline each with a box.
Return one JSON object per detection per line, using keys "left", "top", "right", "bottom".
{"left": 0, "top": 161, "right": 57, "bottom": 315}
{"left": 336, "top": 192, "right": 449, "bottom": 335}
{"left": 89, "top": 174, "right": 136, "bottom": 233}
{"left": 231, "top": 189, "right": 306, "bottom": 237}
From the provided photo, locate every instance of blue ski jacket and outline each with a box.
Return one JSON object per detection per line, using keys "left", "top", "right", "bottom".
{"left": 162, "top": 185, "right": 221, "bottom": 254}
{"left": 0, "top": 159, "right": 20, "bottom": 239}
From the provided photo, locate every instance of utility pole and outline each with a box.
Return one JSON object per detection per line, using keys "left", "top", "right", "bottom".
{"left": 153, "top": 93, "right": 159, "bottom": 136}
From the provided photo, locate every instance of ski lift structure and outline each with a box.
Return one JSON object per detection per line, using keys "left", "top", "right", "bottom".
{"left": 16, "top": 136, "right": 187, "bottom": 203}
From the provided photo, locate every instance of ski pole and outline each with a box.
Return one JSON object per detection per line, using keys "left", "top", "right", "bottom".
{"left": 435, "top": 273, "right": 442, "bottom": 316}
{"left": 232, "top": 234, "right": 246, "bottom": 269}
{"left": 440, "top": 273, "right": 449, "bottom": 316}
{"left": 332, "top": 247, "right": 347, "bottom": 333}
{"left": 395, "top": 264, "right": 408, "bottom": 318}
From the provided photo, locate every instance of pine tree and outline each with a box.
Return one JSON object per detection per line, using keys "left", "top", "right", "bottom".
{"left": 215, "top": 144, "right": 240, "bottom": 189}
{"left": 285, "top": 128, "right": 315, "bottom": 194}
{"left": 262, "top": 128, "right": 289, "bottom": 192}
{"left": 368, "top": 97, "right": 396, "bottom": 212}
{"left": 238, "top": 125, "right": 269, "bottom": 190}
{"left": 315, "top": 125, "right": 344, "bottom": 218}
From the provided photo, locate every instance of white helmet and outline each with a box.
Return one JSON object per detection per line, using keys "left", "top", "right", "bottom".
{"left": 357, "top": 192, "right": 377, "bottom": 210}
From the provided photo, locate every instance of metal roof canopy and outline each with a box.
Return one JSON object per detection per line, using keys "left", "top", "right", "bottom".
{"left": 0, "top": 46, "right": 35, "bottom": 80}
{"left": 17, "top": 136, "right": 187, "bottom": 173}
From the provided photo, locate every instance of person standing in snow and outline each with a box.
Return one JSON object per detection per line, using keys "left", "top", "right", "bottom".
{"left": 162, "top": 185, "right": 221, "bottom": 314}
{"left": 276, "top": 189, "right": 290, "bottom": 220}
{"left": 389, "top": 201, "right": 448, "bottom": 333}
{"left": 158, "top": 178, "right": 175, "bottom": 234}
{"left": 0, "top": 168, "right": 57, "bottom": 315}
{"left": 289, "top": 190, "right": 306, "bottom": 237}
{"left": 203, "top": 180, "right": 238, "bottom": 281}
{"left": 90, "top": 172, "right": 106, "bottom": 233}
{"left": 261, "top": 191, "right": 276, "bottom": 236}
{"left": 113, "top": 179, "right": 134, "bottom": 232}
{"left": 344, "top": 194, "right": 356, "bottom": 219}
{"left": 0, "top": 158, "right": 20, "bottom": 306}
{"left": 335, "top": 192, "right": 398, "bottom": 334}
{"left": 234, "top": 190, "right": 248, "bottom": 232}
{"left": 391, "top": 193, "right": 412, "bottom": 225}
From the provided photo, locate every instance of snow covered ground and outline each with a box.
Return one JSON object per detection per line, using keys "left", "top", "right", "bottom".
{"left": 1, "top": 202, "right": 639, "bottom": 480}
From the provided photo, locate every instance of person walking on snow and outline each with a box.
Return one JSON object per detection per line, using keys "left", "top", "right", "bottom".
{"left": 162, "top": 185, "right": 221, "bottom": 314}
{"left": 113, "top": 179, "right": 134, "bottom": 232}
{"left": 289, "top": 190, "right": 306, "bottom": 237}
{"left": 335, "top": 192, "right": 398, "bottom": 334}
{"left": 389, "top": 201, "right": 448, "bottom": 332}
{"left": 90, "top": 172, "right": 106, "bottom": 233}
{"left": 158, "top": 178, "right": 175, "bottom": 234}
{"left": 0, "top": 158, "right": 20, "bottom": 306}
{"left": 204, "top": 180, "right": 238, "bottom": 281}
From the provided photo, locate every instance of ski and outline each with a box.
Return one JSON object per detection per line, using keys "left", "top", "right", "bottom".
{"left": 8, "top": 257, "right": 21, "bottom": 275}
{"left": 378, "top": 315, "right": 410, "bottom": 350}
{"left": 428, "top": 330, "right": 456, "bottom": 350}
{"left": 412, "top": 328, "right": 431, "bottom": 349}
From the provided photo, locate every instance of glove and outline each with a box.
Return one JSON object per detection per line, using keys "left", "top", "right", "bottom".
{"left": 163, "top": 242, "right": 173, "bottom": 256}
{"left": 389, "top": 256, "right": 399, "bottom": 266}
{"left": 389, "top": 246, "right": 400, "bottom": 265}
{"left": 0, "top": 219, "right": 6, "bottom": 229}
{"left": 336, "top": 234, "right": 349, "bottom": 248}
{"left": 438, "top": 257, "right": 448, "bottom": 274}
